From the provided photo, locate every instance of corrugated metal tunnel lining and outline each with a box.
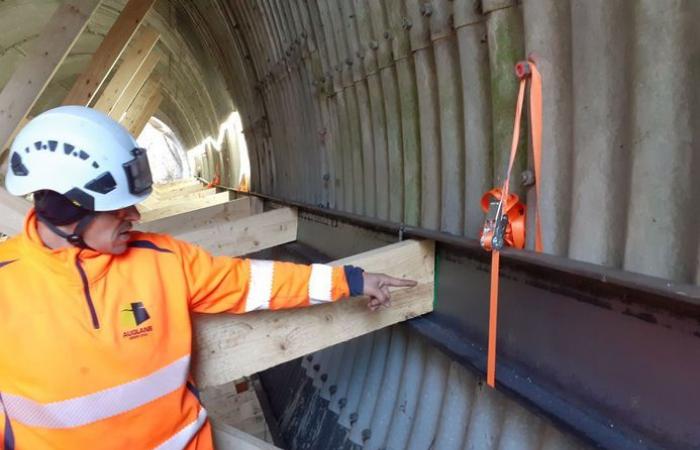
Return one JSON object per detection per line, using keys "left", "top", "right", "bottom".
{"left": 187, "top": 0, "right": 699, "bottom": 285}
{"left": 262, "top": 325, "right": 591, "bottom": 450}
{"left": 1, "top": 0, "right": 697, "bottom": 284}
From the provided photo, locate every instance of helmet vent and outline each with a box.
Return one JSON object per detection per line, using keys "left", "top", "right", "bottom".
{"left": 84, "top": 172, "right": 117, "bottom": 194}
{"left": 11, "top": 152, "right": 28, "bottom": 176}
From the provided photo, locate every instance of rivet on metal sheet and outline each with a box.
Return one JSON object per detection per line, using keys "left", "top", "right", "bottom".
{"left": 521, "top": 169, "right": 535, "bottom": 187}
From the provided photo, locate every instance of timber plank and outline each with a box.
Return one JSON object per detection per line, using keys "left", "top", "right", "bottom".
{"left": 150, "top": 182, "right": 207, "bottom": 198}
{"left": 143, "top": 187, "right": 218, "bottom": 206}
{"left": 138, "top": 191, "right": 231, "bottom": 223}
{"left": 211, "top": 420, "right": 280, "bottom": 450}
{"left": 62, "top": 0, "right": 157, "bottom": 106}
{"left": 92, "top": 26, "right": 159, "bottom": 114}
{"left": 109, "top": 50, "right": 160, "bottom": 120}
{"left": 143, "top": 189, "right": 237, "bottom": 210}
{"left": 0, "top": 0, "right": 102, "bottom": 154}
{"left": 173, "top": 207, "right": 298, "bottom": 257}
{"left": 129, "top": 90, "right": 162, "bottom": 136}
{"left": 139, "top": 197, "right": 261, "bottom": 236}
{"left": 153, "top": 179, "right": 200, "bottom": 193}
{"left": 193, "top": 239, "right": 435, "bottom": 387}
{"left": 120, "top": 76, "right": 160, "bottom": 129}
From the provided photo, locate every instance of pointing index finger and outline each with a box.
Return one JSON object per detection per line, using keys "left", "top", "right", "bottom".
{"left": 384, "top": 276, "right": 418, "bottom": 288}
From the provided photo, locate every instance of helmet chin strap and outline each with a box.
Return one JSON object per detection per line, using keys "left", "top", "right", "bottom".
{"left": 36, "top": 213, "right": 96, "bottom": 250}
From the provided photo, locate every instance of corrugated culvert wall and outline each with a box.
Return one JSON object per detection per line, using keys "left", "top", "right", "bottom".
{"left": 189, "top": 0, "right": 699, "bottom": 285}
{"left": 261, "top": 324, "right": 592, "bottom": 450}
{"left": 2, "top": 0, "right": 697, "bottom": 284}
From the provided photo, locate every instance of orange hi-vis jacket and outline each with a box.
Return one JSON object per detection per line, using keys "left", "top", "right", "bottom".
{"left": 0, "top": 211, "right": 363, "bottom": 449}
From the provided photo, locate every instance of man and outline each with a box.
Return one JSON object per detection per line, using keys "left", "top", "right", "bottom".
{"left": 0, "top": 106, "right": 416, "bottom": 449}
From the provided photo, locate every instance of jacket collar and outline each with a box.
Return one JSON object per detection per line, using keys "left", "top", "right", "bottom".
{"left": 20, "top": 209, "right": 114, "bottom": 283}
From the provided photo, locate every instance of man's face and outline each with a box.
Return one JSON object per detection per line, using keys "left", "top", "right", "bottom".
{"left": 83, "top": 206, "right": 141, "bottom": 255}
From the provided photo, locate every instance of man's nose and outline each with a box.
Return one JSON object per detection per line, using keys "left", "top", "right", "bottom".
{"left": 117, "top": 206, "right": 141, "bottom": 221}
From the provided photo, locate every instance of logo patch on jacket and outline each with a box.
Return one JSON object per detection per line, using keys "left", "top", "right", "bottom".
{"left": 120, "top": 302, "right": 153, "bottom": 339}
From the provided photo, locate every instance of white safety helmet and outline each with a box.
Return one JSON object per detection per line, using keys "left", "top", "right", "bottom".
{"left": 6, "top": 105, "right": 153, "bottom": 211}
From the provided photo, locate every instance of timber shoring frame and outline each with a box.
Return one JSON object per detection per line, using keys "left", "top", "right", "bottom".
{"left": 207, "top": 182, "right": 699, "bottom": 450}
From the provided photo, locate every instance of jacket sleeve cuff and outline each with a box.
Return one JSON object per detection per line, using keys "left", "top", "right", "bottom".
{"left": 343, "top": 265, "right": 365, "bottom": 297}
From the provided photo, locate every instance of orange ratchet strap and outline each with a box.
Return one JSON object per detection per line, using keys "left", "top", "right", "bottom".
{"left": 480, "top": 189, "right": 525, "bottom": 250}
{"left": 206, "top": 173, "right": 221, "bottom": 188}
{"left": 481, "top": 59, "right": 543, "bottom": 388}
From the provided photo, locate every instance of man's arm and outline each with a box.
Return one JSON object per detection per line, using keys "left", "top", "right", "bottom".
{"left": 173, "top": 238, "right": 415, "bottom": 314}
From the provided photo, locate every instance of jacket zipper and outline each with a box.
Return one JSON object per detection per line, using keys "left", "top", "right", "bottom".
{"left": 75, "top": 259, "right": 100, "bottom": 329}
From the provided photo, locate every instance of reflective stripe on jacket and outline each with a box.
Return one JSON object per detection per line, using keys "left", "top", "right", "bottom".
{"left": 0, "top": 210, "right": 354, "bottom": 449}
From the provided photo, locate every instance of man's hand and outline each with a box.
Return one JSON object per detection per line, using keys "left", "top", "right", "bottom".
{"left": 363, "top": 272, "right": 418, "bottom": 311}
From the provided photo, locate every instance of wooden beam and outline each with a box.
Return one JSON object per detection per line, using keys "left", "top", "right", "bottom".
{"left": 129, "top": 90, "right": 162, "bottom": 136}
{"left": 192, "top": 239, "right": 435, "bottom": 388}
{"left": 0, "top": 0, "right": 102, "bottom": 155}
{"left": 203, "top": 383, "right": 273, "bottom": 444}
{"left": 138, "top": 191, "right": 232, "bottom": 223}
{"left": 109, "top": 51, "right": 160, "bottom": 120}
{"left": 92, "top": 26, "right": 159, "bottom": 114}
{"left": 173, "top": 207, "right": 298, "bottom": 256}
{"left": 143, "top": 189, "right": 217, "bottom": 210}
{"left": 139, "top": 197, "right": 262, "bottom": 235}
{"left": 211, "top": 420, "right": 280, "bottom": 450}
{"left": 150, "top": 182, "right": 207, "bottom": 198}
{"left": 62, "top": 0, "right": 157, "bottom": 106}
{"left": 122, "top": 86, "right": 160, "bottom": 134}
{"left": 149, "top": 186, "right": 217, "bottom": 202}
{"left": 153, "top": 179, "right": 201, "bottom": 193}
{"left": 140, "top": 188, "right": 223, "bottom": 214}
{"left": 0, "top": 188, "right": 31, "bottom": 236}
{"left": 119, "top": 76, "right": 160, "bottom": 128}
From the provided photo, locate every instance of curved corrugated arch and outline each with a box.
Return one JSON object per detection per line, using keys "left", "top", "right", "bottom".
{"left": 0, "top": 0, "right": 697, "bottom": 282}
